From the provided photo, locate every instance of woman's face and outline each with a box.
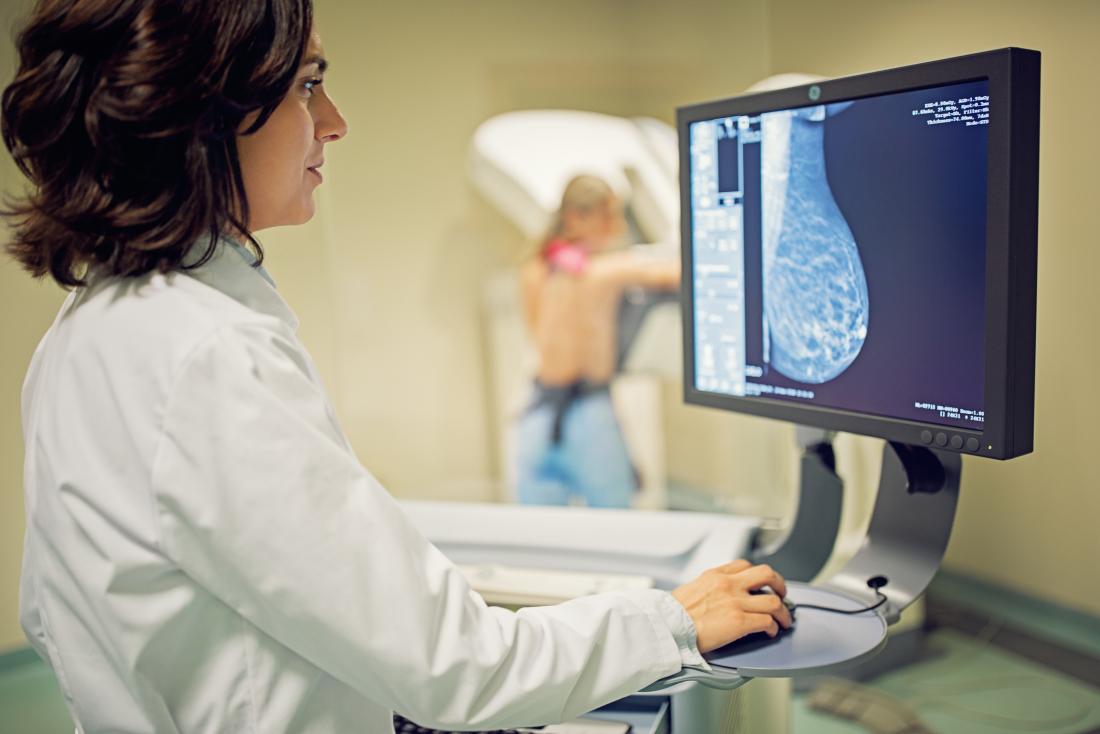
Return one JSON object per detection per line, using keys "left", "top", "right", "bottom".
{"left": 565, "top": 196, "right": 627, "bottom": 251}
{"left": 236, "top": 32, "right": 348, "bottom": 231}
{"left": 597, "top": 196, "right": 628, "bottom": 250}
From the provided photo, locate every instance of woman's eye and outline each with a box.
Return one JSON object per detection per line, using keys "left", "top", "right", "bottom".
{"left": 301, "top": 78, "right": 323, "bottom": 97}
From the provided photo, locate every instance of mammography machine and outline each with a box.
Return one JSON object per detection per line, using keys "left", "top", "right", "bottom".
{"left": 402, "top": 47, "right": 1040, "bottom": 732}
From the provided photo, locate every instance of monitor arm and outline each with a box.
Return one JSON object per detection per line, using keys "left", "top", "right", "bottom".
{"left": 634, "top": 435, "right": 963, "bottom": 692}
{"left": 822, "top": 440, "right": 960, "bottom": 624}
{"left": 753, "top": 433, "right": 961, "bottom": 624}
{"left": 750, "top": 427, "right": 843, "bottom": 584}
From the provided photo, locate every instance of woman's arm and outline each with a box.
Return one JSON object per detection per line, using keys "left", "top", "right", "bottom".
{"left": 591, "top": 250, "right": 682, "bottom": 292}
{"left": 150, "top": 322, "right": 691, "bottom": 728}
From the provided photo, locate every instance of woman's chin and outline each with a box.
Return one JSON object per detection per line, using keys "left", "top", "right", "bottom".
{"left": 286, "top": 199, "right": 317, "bottom": 226}
{"left": 251, "top": 205, "right": 315, "bottom": 232}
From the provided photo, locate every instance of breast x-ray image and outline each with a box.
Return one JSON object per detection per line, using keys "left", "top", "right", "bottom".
{"left": 761, "top": 103, "right": 868, "bottom": 384}
{"left": 690, "top": 79, "right": 989, "bottom": 428}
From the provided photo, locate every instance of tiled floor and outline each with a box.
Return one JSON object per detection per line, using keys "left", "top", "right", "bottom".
{"left": 0, "top": 650, "right": 72, "bottom": 734}
{"left": 794, "top": 629, "right": 1100, "bottom": 733}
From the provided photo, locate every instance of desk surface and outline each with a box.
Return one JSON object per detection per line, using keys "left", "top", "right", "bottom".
{"left": 400, "top": 500, "right": 758, "bottom": 586}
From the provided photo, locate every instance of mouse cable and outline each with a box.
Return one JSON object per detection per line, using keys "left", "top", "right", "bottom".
{"left": 789, "top": 575, "right": 890, "bottom": 616}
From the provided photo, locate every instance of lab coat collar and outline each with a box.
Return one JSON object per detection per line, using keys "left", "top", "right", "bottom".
{"left": 184, "top": 235, "right": 300, "bottom": 332}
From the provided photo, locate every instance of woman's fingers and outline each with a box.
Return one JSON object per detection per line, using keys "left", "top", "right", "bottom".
{"left": 741, "top": 591, "right": 794, "bottom": 629}
{"left": 734, "top": 563, "right": 788, "bottom": 599}
{"left": 672, "top": 561, "right": 794, "bottom": 652}
{"left": 744, "top": 612, "right": 781, "bottom": 638}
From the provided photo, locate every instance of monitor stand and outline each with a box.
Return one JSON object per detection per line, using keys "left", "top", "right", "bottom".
{"left": 647, "top": 439, "right": 961, "bottom": 690}
{"left": 750, "top": 427, "right": 844, "bottom": 583}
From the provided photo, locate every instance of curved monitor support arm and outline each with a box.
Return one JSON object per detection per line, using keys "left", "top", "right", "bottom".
{"left": 822, "top": 440, "right": 960, "bottom": 624}
{"left": 753, "top": 434, "right": 961, "bottom": 625}
{"left": 648, "top": 437, "right": 960, "bottom": 692}
{"left": 750, "top": 428, "right": 843, "bottom": 584}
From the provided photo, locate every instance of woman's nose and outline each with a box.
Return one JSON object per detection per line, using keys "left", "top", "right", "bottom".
{"left": 317, "top": 96, "right": 348, "bottom": 143}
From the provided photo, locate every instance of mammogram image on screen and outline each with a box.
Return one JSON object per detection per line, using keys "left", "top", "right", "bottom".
{"left": 690, "top": 78, "right": 989, "bottom": 428}
{"left": 762, "top": 103, "right": 868, "bottom": 384}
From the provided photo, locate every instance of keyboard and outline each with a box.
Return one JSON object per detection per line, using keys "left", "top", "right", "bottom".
{"left": 392, "top": 713, "right": 632, "bottom": 733}
{"left": 393, "top": 713, "right": 524, "bottom": 733}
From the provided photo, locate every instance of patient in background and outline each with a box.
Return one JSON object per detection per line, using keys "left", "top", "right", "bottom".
{"left": 516, "top": 175, "right": 680, "bottom": 507}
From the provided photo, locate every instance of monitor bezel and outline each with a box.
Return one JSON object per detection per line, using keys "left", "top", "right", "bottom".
{"left": 677, "top": 48, "right": 1039, "bottom": 460}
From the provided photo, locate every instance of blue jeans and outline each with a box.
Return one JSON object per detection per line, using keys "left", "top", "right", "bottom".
{"left": 515, "top": 386, "right": 635, "bottom": 508}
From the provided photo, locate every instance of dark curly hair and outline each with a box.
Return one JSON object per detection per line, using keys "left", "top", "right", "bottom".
{"left": 1, "top": 0, "right": 313, "bottom": 287}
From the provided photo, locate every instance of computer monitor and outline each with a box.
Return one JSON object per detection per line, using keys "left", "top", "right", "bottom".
{"left": 678, "top": 48, "right": 1039, "bottom": 460}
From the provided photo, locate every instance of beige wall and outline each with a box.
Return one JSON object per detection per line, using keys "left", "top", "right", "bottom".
{"left": 306, "top": 0, "right": 773, "bottom": 500}
{"left": 1, "top": 0, "right": 1097, "bottom": 651}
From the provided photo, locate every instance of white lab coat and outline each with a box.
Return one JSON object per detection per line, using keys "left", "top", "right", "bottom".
{"left": 18, "top": 240, "right": 704, "bottom": 733}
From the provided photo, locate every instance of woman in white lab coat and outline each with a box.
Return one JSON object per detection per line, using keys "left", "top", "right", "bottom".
{"left": 2, "top": 1, "right": 792, "bottom": 732}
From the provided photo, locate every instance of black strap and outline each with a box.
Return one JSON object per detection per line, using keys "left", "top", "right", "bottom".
{"left": 528, "top": 381, "right": 608, "bottom": 445}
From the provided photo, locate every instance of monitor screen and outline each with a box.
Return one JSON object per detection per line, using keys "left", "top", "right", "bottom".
{"left": 678, "top": 49, "right": 1039, "bottom": 459}
{"left": 689, "top": 80, "right": 989, "bottom": 430}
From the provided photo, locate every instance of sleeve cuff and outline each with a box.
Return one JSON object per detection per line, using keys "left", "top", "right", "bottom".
{"left": 612, "top": 589, "right": 712, "bottom": 673}
{"left": 654, "top": 590, "right": 712, "bottom": 671}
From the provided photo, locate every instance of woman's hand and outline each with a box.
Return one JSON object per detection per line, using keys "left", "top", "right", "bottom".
{"left": 670, "top": 560, "right": 793, "bottom": 654}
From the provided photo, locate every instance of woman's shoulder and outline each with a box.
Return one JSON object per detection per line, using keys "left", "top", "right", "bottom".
{"left": 58, "top": 263, "right": 292, "bottom": 377}
{"left": 24, "top": 266, "right": 299, "bottom": 453}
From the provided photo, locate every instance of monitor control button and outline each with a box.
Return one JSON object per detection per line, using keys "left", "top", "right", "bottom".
{"left": 949, "top": 435, "right": 964, "bottom": 450}
{"left": 934, "top": 432, "right": 948, "bottom": 447}
{"left": 920, "top": 430, "right": 933, "bottom": 444}
{"left": 966, "top": 437, "right": 980, "bottom": 452}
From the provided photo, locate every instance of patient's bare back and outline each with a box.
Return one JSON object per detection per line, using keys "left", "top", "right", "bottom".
{"left": 521, "top": 251, "right": 680, "bottom": 386}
